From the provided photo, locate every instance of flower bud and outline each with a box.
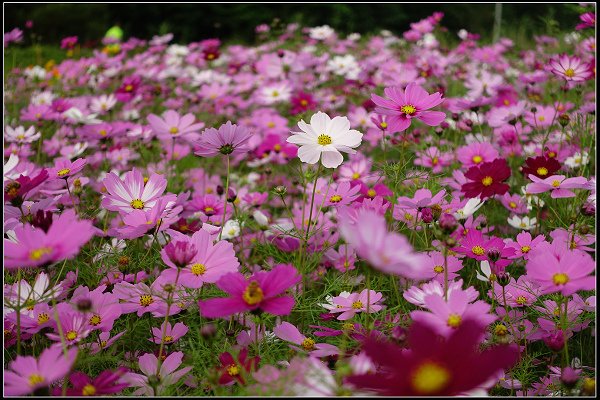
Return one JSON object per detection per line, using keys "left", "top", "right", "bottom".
{"left": 420, "top": 207, "right": 433, "bottom": 223}
{"left": 445, "top": 237, "right": 457, "bottom": 248}
{"left": 76, "top": 298, "right": 93, "bottom": 312}
{"left": 561, "top": 367, "right": 580, "bottom": 389}
{"left": 272, "top": 185, "right": 287, "bottom": 196}
{"left": 216, "top": 185, "right": 224, "bottom": 196}
{"left": 163, "top": 241, "right": 198, "bottom": 269}
{"left": 558, "top": 113, "right": 570, "bottom": 127}
{"left": 497, "top": 271, "right": 511, "bottom": 286}
{"left": 487, "top": 248, "right": 501, "bottom": 263}
{"left": 227, "top": 188, "right": 237, "bottom": 203}
{"left": 439, "top": 213, "right": 458, "bottom": 233}
{"left": 543, "top": 330, "right": 565, "bottom": 352}
{"left": 201, "top": 323, "right": 217, "bottom": 338}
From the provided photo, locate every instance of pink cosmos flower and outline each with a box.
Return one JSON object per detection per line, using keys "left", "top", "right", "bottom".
{"left": 70, "top": 285, "right": 122, "bottom": 332}
{"left": 456, "top": 142, "right": 499, "bottom": 168}
{"left": 404, "top": 279, "right": 479, "bottom": 307}
{"left": 371, "top": 83, "right": 445, "bottom": 132}
{"left": 324, "top": 244, "right": 357, "bottom": 272}
{"left": 273, "top": 322, "right": 340, "bottom": 357}
{"left": 46, "top": 306, "right": 91, "bottom": 346}
{"left": 4, "top": 345, "right": 77, "bottom": 396}
{"left": 548, "top": 54, "right": 593, "bottom": 82}
{"left": 195, "top": 121, "right": 252, "bottom": 157}
{"left": 161, "top": 229, "right": 240, "bottom": 289}
{"left": 102, "top": 168, "right": 174, "bottom": 213}
{"left": 4, "top": 210, "right": 94, "bottom": 269}
{"left": 411, "top": 291, "right": 496, "bottom": 337}
{"left": 150, "top": 321, "right": 189, "bottom": 344}
{"left": 411, "top": 251, "right": 464, "bottom": 282}
{"left": 114, "top": 198, "right": 182, "bottom": 239}
{"left": 414, "top": 146, "right": 453, "bottom": 173}
{"left": 198, "top": 264, "right": 301, "bottom": 318}
{"left": 329, "top": 289, "right": 384, "bottom": 320}
{"left": 147, "top": 109, "right": 204, "bottom": 142}
{"left": 526, "top": 175, "right": 588, "bottom": 198}
{"left": 504, "top": 231, "right": 547, "bottom": 260}
{"left": 526, "top": 247, "right": 595, "bottom": 296}
{"left": 53, "top": 368, "right": 129, "bottom": 396}
{"left": 316, "top": 180, "right": 361, "bottom": 207}
{"left": 5, "top": 125, "right": 41, "bottom": 143}
{"left": 395, "top": 188, "right": 446, "bottom": 211}
{"left": 85, "top": 331, "right": 126, "bottom": 355}
{"left": 122, "top": 352, "right": 192, "bottom": 396}
{"left": 340, "top": 208, "right": 428, "bottom": 278}
{"left": 46, "top": 157, "right": 86, "bottom": 180}
{"left": 489, "top": 276, "right": 541, "bottom": 307}
{"left": 499, "top": 193, "right": 529, "bottom": 215}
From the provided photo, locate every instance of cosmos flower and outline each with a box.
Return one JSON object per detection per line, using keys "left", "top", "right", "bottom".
{"left": 46, "top": 157, "right": 86, "bottom": 180}
{"left": 149, "top": 321, "right": 189, "bottom": 345}
{"left": 273, "top": 322, "right": 340, "bottom": 357}
{"left": 347, "top": 319, "right": 519, "bottom": 396}
{"left": 461, "top": 158, "right": 511, "bottom": 199}
{"left": 52, "top": 368, "right": 129, "bottom": 396}
{"left": 147, "top": 109, "right": 204, "bottom": 142}
{"left": 526, "top": 175, "right": 588, "bottom": 198}
{"left": 328, "top": 289, "right": 384, "bottom": 320}
{"left": 217, "top": 348, "right": 260, "bottom": 385}
{"left": 371, "top": 83, "right": 445, "bottom": 132}
{"left": 198, "top": 264, "right": 301, "bottom": 318}
{"left": 5, "top": 125, "right": 41, "bottom": 143}
{"left": 4, "top": 346, "right": 78, "bottom": 396}
{"left": 548, "top": 54, "right": 592, "bottom": 82}
{"left": 195, "top": 121, "right": 252, "bottom": 157}
{"left": 287, "top": 111, "right": 363, "bottom": 169}
{"left": 4, "top": 210, "right": 95, "bottom": 269}
{"left": 122, "top": 352, "right": 192, "bottom": 396}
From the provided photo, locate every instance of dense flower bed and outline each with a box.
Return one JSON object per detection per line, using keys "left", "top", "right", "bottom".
{"left": 3, "top": 9, "right": 596, "bottom": 397}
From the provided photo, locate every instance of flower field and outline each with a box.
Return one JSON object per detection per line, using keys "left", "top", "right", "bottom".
{"left": 3, "top": 8, "right": 596, "bottom": 397}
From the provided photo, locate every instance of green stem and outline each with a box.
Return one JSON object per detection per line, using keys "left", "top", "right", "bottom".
{"left": 218, "top": 155, "right": 231, "bottom": 241}
{"left": 156, "top": 267, "right": 181, "bottom": 374}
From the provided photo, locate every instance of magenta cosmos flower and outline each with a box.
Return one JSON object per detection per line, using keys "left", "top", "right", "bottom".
{"left": 461, "top": 158, "right": 511, "bottom": 199}
{"left": 329, "top": 289, "right": 384, "bottom": 320}
{"left": 102, "top": 168, "right": 174, "bottom": 213}
{"left": 273, "top": 321, "right": 340, "bottom": 357}
{"left": 53, "top": 368, "right": 129, "bottom": 396}
{"left": 195, "top": 121, "right": 252, "bottom": 157}
{"left": 526, "top": 175, "right": 588, "bottom": 198}
{"left": 371, "top": 83, "right": 446, "bottom": 132}
{"left": 47, "top": 157, "right": 86, "bottom": 180}
{"left": 4, "top": 210, "right": 95, "bottom": 269}
{"left": 150, "top": 321, "right": 189, "bottom": 344}
{"left": 347, "top": 319, "right": 519, "bottom": 396}
{"left": 147, "top": 109, "right": 204, "bottom": 142}
{"left": 4, "top": 346, "right": 77, "bottom": 396}
{"left": 198, "top": 264, "right": 301, "bottom": 318}
{"left": 161, "top": 228, "right": 240, "bottom": 289}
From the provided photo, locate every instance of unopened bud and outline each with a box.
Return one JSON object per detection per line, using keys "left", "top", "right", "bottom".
{"left": 439, "top": 213, "right": 458, "bottom": 233}
{"left": 543, "top": 330, "right": 565, "bottom": 352}
{"left": 273, "top": 185, "right": 287, "bottom": 196}
{"left": 420, "top": 207, "right": 433, "bottom": 223}
{"left": 558, "top": 113, "right": 570, "bottom": 127}
{"left": 76, "top": 298, "right": 93, "bottom": 312}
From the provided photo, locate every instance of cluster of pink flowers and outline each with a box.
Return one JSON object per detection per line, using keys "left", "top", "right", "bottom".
{"left": 3, "top": 6, "right": 595, "bottom": 397}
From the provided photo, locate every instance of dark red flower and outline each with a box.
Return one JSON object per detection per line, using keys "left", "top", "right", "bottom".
{"left": 52, "top": 368, "right": 129, "bottom": 396}
{"left": 521, "top": 156, "right": 561, "bottom": 180}
{"left": 291, "top": 91, "right": 317, "bottom": 115}
{"left": 115, "top": 76, "right": 142, "bottom": 103}
{"left": 217, "top": 348, "right": 260, "bottom": 385}
{"left": 461, "top": 158, "right": 511, "bottom": 199}
{"left": 4, "top": 169, "right": 49, "bottom": 207}
{"left": 347, "top": 319, "right": 519, "bottom": 396}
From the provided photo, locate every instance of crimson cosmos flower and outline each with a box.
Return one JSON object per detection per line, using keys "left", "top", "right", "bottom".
{"left": 461, "top": 158, "right": 511, "bottom": 199}
{"left": 217, "top": 348, "right": 260, "bottom": 385}
{"left": 347, "top": 319, "right": 519, "bottom": 396}
{"left": 521, "top": 156, "right": 561, "bottom": 180}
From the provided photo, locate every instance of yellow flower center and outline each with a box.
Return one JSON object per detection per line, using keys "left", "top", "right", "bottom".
{"left": 472, "top": 155, "right": 483, "bottom": 164}
{"left": 130, "top": 199, "right": 145, "bottom": 209}
{"left": 191, "top": 263, "right": 206, "bottom": 276}
{"left": 521, "top": 245, "right": 531, "bottom": 253}
{"left": 481, "top": 176, "right": 493, "bottom": 186}
{"left": 564, "top": 68, "right": 575, "bottom": 78}
{"left": 432, "top": 156, "right": 439, "bottom": 165}
{"left": 352, "top": 301, "right": 363, "bottom": 310}
{"left": 301, "top": 337, "right": 316, "bottom": 351}
{"left": 272, "top": 90, "right": 279, "bottom": 97}
{"left": 28, "top": 374, "right": 45, "bottom": 386}
{"left": 401, "top": 104, "right": 417, "bottom": 115}
{"left": 538, "top": 116, "right": 546, "bottom": 122}
{"left": 317, "top": 134, "right": 332, "bottom": 146}
{"left": 204, "top": 206, "right": 215, "bottom": 215}
{"left": 125, "top": 84, "right": 133, "bottom": 92}
{"left": 227, "top": 364, "right": 240, "bottom": 376}
{"left": 516, "top": 296, "right": 528, "bottom": 305}
{"left": 169, "top": 127, "right": 179, "bottom": 134}
{"left": 100, "top": 340, "right": 107, "bottom": 348}
{"left": 352, "top": 172, "right": 360, "bottom": 179}
{"left": 37, "top": 313, "right": 50, "bottom": 324}
{"left": 89, "top": 315, "right": 102, "bottom": 326}
{"left": 66, "top": 330, "right": 78, "bottom": 341}
{"left": 342, "top": 322, "right": 355, "bottom": 331}
{"left": 411, "top": 362, "right": 451, "bottom": 394}
{"left": 267, "top": 122, "right": 276, "bottom": 128}
{"left": 367, "top": 189, "right": 377, "bottom": 198}
{"left": 447, "top": 314, "right": 462, "bottom": 328}
{"left": 163, "top": 335, "right": 174, "bottom": 343}
{"left": 29, "top": 247, "right": 52, "bottom": 261}
{"left": 99, "top": 129, "right": 107, "bottom": 136}
{"left": 552, "top": 180, "right": 561, "bottom": 188}
{"left": 82, "top": 384, "right": 97, "bottom": 396}
{"left": 140, "top": 294, "right": 154, "bottom": 307}
{"left": 494, "top": 324, "right": 508, "bottom": 336}
{"left": 300, "top": 99, "right": 308, "bottom": 106}
{"left": 380, "top": 122, "right": 388, "bottom": 129}
{"left": 242, "top": 281, "right": 264, "bottom": 305}
{"left": 471, "top": 245, "right": 485, "bottom": 256}
{"left": 17, "top": 134, "right": 26, "bottom": 140}
{"left": 552, "top": 273, "right": 569, "bottom": 285}
{"left": 509, "top": 201, "right": 517, "bottom": 209}
{"left": 329, "top": 194, "right": 343, "bottom": 203}
{"left": 273, "top": 143, "right": 282, "bottom": 152}
{"left": 433, "top": 265, "right": 444, "bottom": 274}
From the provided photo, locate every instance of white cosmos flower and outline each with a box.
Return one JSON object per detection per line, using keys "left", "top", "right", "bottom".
{"left": 319, "top": 292, "right": 351, "bottom": 311}
{"left": 5, "top": 126, "right": 41, "bottom": 143}
{"left": 259, "top": 83, "right": 292, "bottom": 105}
{"left": 3, "top": 154, "right": 19, "bottom": 182}
{"left": 221, "top": 219, "right": 241, "bottom": 240}
{"left": 287, "top": 111, "right": 363, "bottom": 169}
{"left": 507, "top": 215, "right": 537, "bottom": 230}
{"left": 90, "top": 94, "right": 117, "bottom": 114}
{"left": 309, "top": 25, "right": 334, "bottom": 40}
{"left": 564, "top": 151, "right": 589, "bottom": 169}
{"left": 454, "top": 197, "right": 485, "bottom": 220}
{"left": 63, "top": 107, "right": 102, "bottom": 125}
{"left": 476, "top": 261, "right": 494, "bottom": 282}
